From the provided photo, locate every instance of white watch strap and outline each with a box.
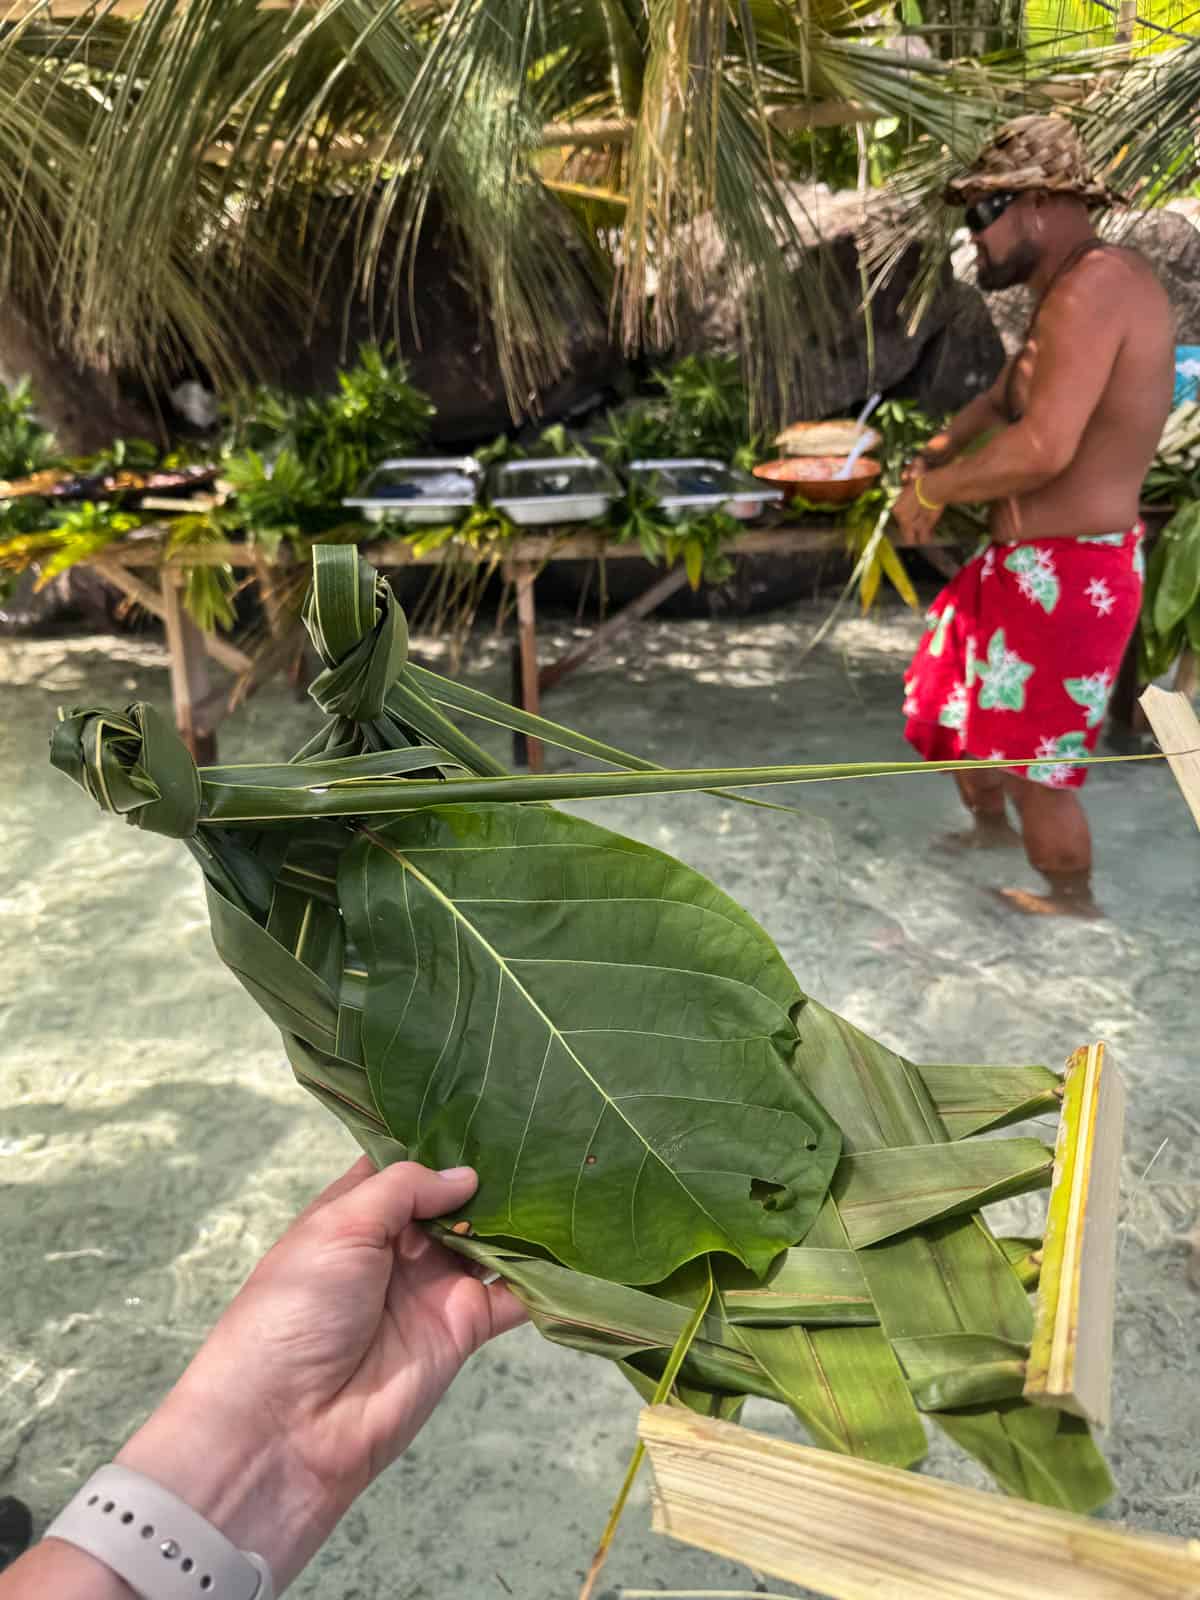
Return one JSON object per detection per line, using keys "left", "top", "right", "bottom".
{"left": 44, "top": 1465, "right": 273, "bottom": 1600}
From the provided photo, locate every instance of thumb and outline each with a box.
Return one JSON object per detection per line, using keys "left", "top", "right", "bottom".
{"left": 315, "top": 1161, "right": 479, "bottom": 1248}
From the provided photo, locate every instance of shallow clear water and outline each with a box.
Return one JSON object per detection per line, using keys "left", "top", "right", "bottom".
{"left": 1, "top": 600, "right": 1197, "bottom": 1598}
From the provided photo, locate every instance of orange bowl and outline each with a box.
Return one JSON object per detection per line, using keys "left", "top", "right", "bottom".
{"left": 753, "top": 454, "right": 882, "bottom": 506}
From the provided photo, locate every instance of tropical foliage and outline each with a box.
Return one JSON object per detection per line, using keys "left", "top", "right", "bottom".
{"left": 1140, "top": 501, "right": 1200, "bottom": 682}
{"left": 1133, "top": 405, "right": 1200, "bottom": 682}
{"left": 0, "top": 0, "right": 1119, "bottom": 435}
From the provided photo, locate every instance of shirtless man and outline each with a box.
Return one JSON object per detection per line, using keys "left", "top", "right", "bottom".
{"left": 892, "top": 114, "right": 1175, "bottom": 916}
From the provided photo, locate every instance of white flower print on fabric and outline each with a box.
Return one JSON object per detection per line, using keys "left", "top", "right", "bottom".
{"left": 1133, "top": 537, "right": 1146, "bottom": 582}
{"left": 1003, "top": 544, "right": 1060, "bottom": 613}
{"left": 986, "top": 748, "right": 1008, "bottom": 762}
{"left": 979, "top": 545, "right": 997, "bottom": 581}
{"left": 1078, "top": 533, "right": 1126, "bottom": 546}
{"left": 1027, "top": 731, "right": 1089, "bottom": 787}
{"left": 902, "top": 681, "right": 921, "bottom": 718}
{"left": 1063, "top": 670, "right": 1113, "bottom": 730}
{"left": 974, "top": 628, "right": 1035, "bottom": 711}
{"left": 938, "top": 682, "right": 969, "bottom": 731}
{"left": 1085, "top": 576, "right": 1116, "bottom": 617}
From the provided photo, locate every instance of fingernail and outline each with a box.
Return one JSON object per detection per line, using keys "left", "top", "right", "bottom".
{"left": 437, "top": 1165, "right": 475, "bottom": 1181}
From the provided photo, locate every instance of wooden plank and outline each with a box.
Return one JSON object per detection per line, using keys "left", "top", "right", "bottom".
{"left": 107, "top": 523, "right": 852, "bottom": 569}
{"left": 539, "top": 102, "right": 875, "bottom": 148}
{"left": 512, "top": 565, "right": 543, "bottom": 773}
{"left": 637, "top": 1405, "right": 1200, "bottom": 1600}
{"left": 161, "top": 572, "right": 219, "bottom": 763}
{"left": 1024, "top": 1043, "right": 1124, "bottom": 1428}
{"left": 137, "top": 493, "right": 220, "bottom": 513}
{"left": 1139, "top": 684, "right": 1200, "bottom": 834}
{"left": 92, "top": 557, "right": 252, "bottom": 676}
{"left": 538, "top": 564, "right": 691, "bottom": 694}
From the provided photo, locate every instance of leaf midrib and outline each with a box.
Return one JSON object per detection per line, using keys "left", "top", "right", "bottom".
{"left": 364, "top": 829, "right": 743, "bottom": 1262}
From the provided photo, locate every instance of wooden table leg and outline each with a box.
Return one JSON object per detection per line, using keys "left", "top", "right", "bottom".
{"left": 92, "top": 558, "right": 252, "bottom": 676}
{"left": 513, "top": 565, "right": 544, "bottom": 773}
{"left": 162, "top": 572, "right": 219, "bottom": 763}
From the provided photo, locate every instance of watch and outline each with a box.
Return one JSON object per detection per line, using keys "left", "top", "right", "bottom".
{"left": 43, "top": 1464, "right": 273, "bottom": 1600}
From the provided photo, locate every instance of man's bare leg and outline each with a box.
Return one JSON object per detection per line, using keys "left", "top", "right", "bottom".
{"left": 994, "top": 777, "right": 1099, "bottom": 916}
{"left": 940, "top": 770, "right": 1022, "bottom": 850}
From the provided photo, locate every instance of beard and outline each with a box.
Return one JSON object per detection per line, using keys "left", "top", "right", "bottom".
{"left": 976, "top": 238, "right": 1040, "bottom": 291}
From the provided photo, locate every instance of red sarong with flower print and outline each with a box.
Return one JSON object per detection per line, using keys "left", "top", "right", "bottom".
{"left": 903, "top": 527, "right": 1144, "bottom": 789}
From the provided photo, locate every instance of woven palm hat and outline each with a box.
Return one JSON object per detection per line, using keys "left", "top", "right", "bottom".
{"left": 944, "top": 114, "right": 1120, "bottom": 207}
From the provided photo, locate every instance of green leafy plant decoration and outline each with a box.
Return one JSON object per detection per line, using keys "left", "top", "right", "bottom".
{"left": 231, "top": 345, "right": 434, "bottom": 502}
{"left": 0, "top": 378, "right": 58, "bottom": 481}
{"left": 30, "top": 502, "right": 143, "bottom": 588}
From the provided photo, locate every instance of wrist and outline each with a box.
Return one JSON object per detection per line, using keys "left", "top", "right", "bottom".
{"left": 114, "top": 1383, "right": 343, "bottom": 1592}
{"left": 914, "top": 474, "right": 944, "bottom": 512}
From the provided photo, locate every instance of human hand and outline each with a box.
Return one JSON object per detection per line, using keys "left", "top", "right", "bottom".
{"left": 115, "top": 1158, "right": 526, "bottom": 1589}
{"left": 901, "top": 432, "right": 953, "bottom": 484}
{"left": 891, "top": 482, "right": 945, "bottom": 546}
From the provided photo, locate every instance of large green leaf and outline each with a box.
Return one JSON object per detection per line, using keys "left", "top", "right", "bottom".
{"left": 338, "top": 801, "right": 841, "bottom": 1284}
{"left": 1153, "top": 508, "right": 1200, "bottom": 635}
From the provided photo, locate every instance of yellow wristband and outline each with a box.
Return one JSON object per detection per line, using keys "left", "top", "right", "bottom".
{"left": 914, "top": 476, "right": 942, "bottom": 512}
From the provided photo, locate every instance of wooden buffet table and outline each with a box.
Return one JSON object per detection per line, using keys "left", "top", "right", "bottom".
{"left": 86, "top": 522, "right": 850, "bottom": 768}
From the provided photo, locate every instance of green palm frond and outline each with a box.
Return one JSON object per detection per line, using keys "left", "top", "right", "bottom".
{"left": 1, "top": 0, "right": 1160, "bottom": 424}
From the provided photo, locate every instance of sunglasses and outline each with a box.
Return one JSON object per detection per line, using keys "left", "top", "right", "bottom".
{"left": 964, "top": 189, "right": 1019, "bottom": 235}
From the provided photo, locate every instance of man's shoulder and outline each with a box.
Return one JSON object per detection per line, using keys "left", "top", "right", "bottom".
{"left": 1040, "top": 243, "right": 1167, "bottom": 326}
{"left": 1083, "top": 242, "right": 1167, "bottom": 299}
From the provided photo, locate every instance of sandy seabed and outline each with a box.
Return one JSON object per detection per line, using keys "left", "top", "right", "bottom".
{"left": 1, "top": 596, "right": 1197, "bottom": 1600}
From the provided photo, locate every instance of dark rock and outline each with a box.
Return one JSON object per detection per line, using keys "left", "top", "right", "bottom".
{"left": 265, "top": 198, "right": 629, "bottom": 449}
{"left": 0, "top": 567, "right": 132, "bottom": 636}
{"left": 0, "top": 305, "right": 159, "bottom": 454}
{"left": 907, "top": 279, "right": 1006, "bottom": 414}
{"left": 1103, "top": 207, "right": 1200, "bottom": 341}
{"left": 673, "top": 183, "right": 999, "bottom": 419}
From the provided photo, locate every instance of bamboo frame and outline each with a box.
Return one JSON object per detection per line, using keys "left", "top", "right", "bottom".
{"left": 1024, "top": 1043, "right": 1124, "bottom": 1428}
{"left": 637, "top": 1405, "right": 1200, "bottom": 1599}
